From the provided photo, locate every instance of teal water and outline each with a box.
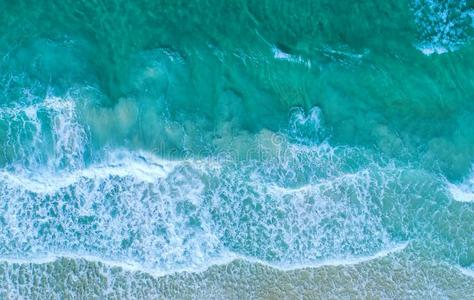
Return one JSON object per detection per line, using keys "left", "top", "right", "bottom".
{"left": 0, "top": 0, "right": 474, "bottom": 298}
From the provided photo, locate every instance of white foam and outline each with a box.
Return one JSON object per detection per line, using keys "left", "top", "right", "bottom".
{"left": 458, "top": 266, "right": 474, "bottom": 278}
{"left": 448, "top": 184, "right": 474, "bottom": 202}
{"left": 288, "top": 106, "right": 324, "bottom": 145}
{"left": 0, "top": 103, "right": 440, "bottom": 279}
{"left": 0, "top": 142, "right": 407, "bottom": 275}
{"left": 44, "top": 97, "right": 87, "bottom": 170}
{"left": 315, "top": 47, "right": 368, "bottom": 63}
{"left": 412, "top": 0, "right": 471, "bottom": 55}
{"left": 417, "top": 45, "right": 449, "bottom": 56}
{"left": 272, "top": 46, "right": 311, "bottom": 67}
{"left": 0, "top": 150, "right": 179, "bottom": 194}
{"left": 448, "top": 166, "right": 474, "bottom": 202}
{"left": 0, "top": 242, "right": 409, "bottom": 277}
{"left": 0, "top": 252, "right": 239, "bottom": 277}
{"left": 268, "top": 169, "right": 367, "bottom": 195}
{"left": 240, "top": 242, "right": 410, "bottom": 271}
{"left": 0, "top": 95, "right": 87, "bottom": 170}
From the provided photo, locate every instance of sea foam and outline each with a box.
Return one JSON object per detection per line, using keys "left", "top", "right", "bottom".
{"left": 0, "top": 98, "right": 465, "bottom": 278}
{"left": 448, "top": 166, "right": 474, "bottom": 202}
{"left": 412, "top": 0, "right": 472, "bottom": 55}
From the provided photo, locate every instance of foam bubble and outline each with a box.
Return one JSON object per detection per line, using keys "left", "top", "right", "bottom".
{"left": 412, "top": 0, "right": 472, "bottom": 55}
{"left": 243, "top": 242, "right": 409, "bottom": 271}
{"left": 0, "top": 150, "right": 178, "bottom": 194}
{"left": 448, "top": 166, "right": 474, "bottom": 202}
{"left": 272, "top": 46, "right": 311, "bottom": 67}
{"left": 0, "top": 102, "right": 466, "bottom": 277}
{"left": 1, "top": 246, "right": 472, "bottom": 300}
{"left": 0, "top": 251, "right": 239, "bottom": 277}
{"left": 0, "top": 95, "right": 87, "bottom": 170}
{"left": 459, "top": 266, "right": 474, "bottom": 278}
{"left": 288, "top": 106, "right": 323, "bottom": 144}
{"left": 0, "top": 241, "right": 408, "bottom": 277}
{"left": 0, "top": 141, "right": 413, "bottom": 273}
{"left": 0, "top": 153, "right": 223, "bottom": 271}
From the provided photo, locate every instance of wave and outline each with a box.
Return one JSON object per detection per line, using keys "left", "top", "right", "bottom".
{"left": 0, "top": 98, "right": 469, "bottom": 279}
{"left": 246, "top": 242, "right": 410, "bottom": 271}
{"left": 2, "top": 141, "right": 458, "bottom": 275}
{"left": 0, "top": 251, "right": 238, "bottom": 277}
{"left": 0, "top": 150, "right": 180, "bottom": 194}
{"left": 0, "top": 242, "right": 409, "bottom": 277}
{"left": 0, "top": 146, "right": 399, "bottom": 270}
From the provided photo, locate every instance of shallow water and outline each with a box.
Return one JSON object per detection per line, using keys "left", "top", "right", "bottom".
{"left": 0, "top": 0, "right": 473, "bottom": 299}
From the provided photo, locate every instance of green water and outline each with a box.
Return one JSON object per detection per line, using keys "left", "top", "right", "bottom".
{"left": 0, "top": 0, "right": 473, "bottom": 299}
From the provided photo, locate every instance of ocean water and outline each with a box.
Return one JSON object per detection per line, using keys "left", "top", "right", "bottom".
{"left": 0, "top": 0, "right": 473, "bottom": 299}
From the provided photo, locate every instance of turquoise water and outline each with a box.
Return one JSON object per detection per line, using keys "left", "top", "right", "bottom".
{"left": 0, "top": 0, "right": 473, "bottom": 298}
